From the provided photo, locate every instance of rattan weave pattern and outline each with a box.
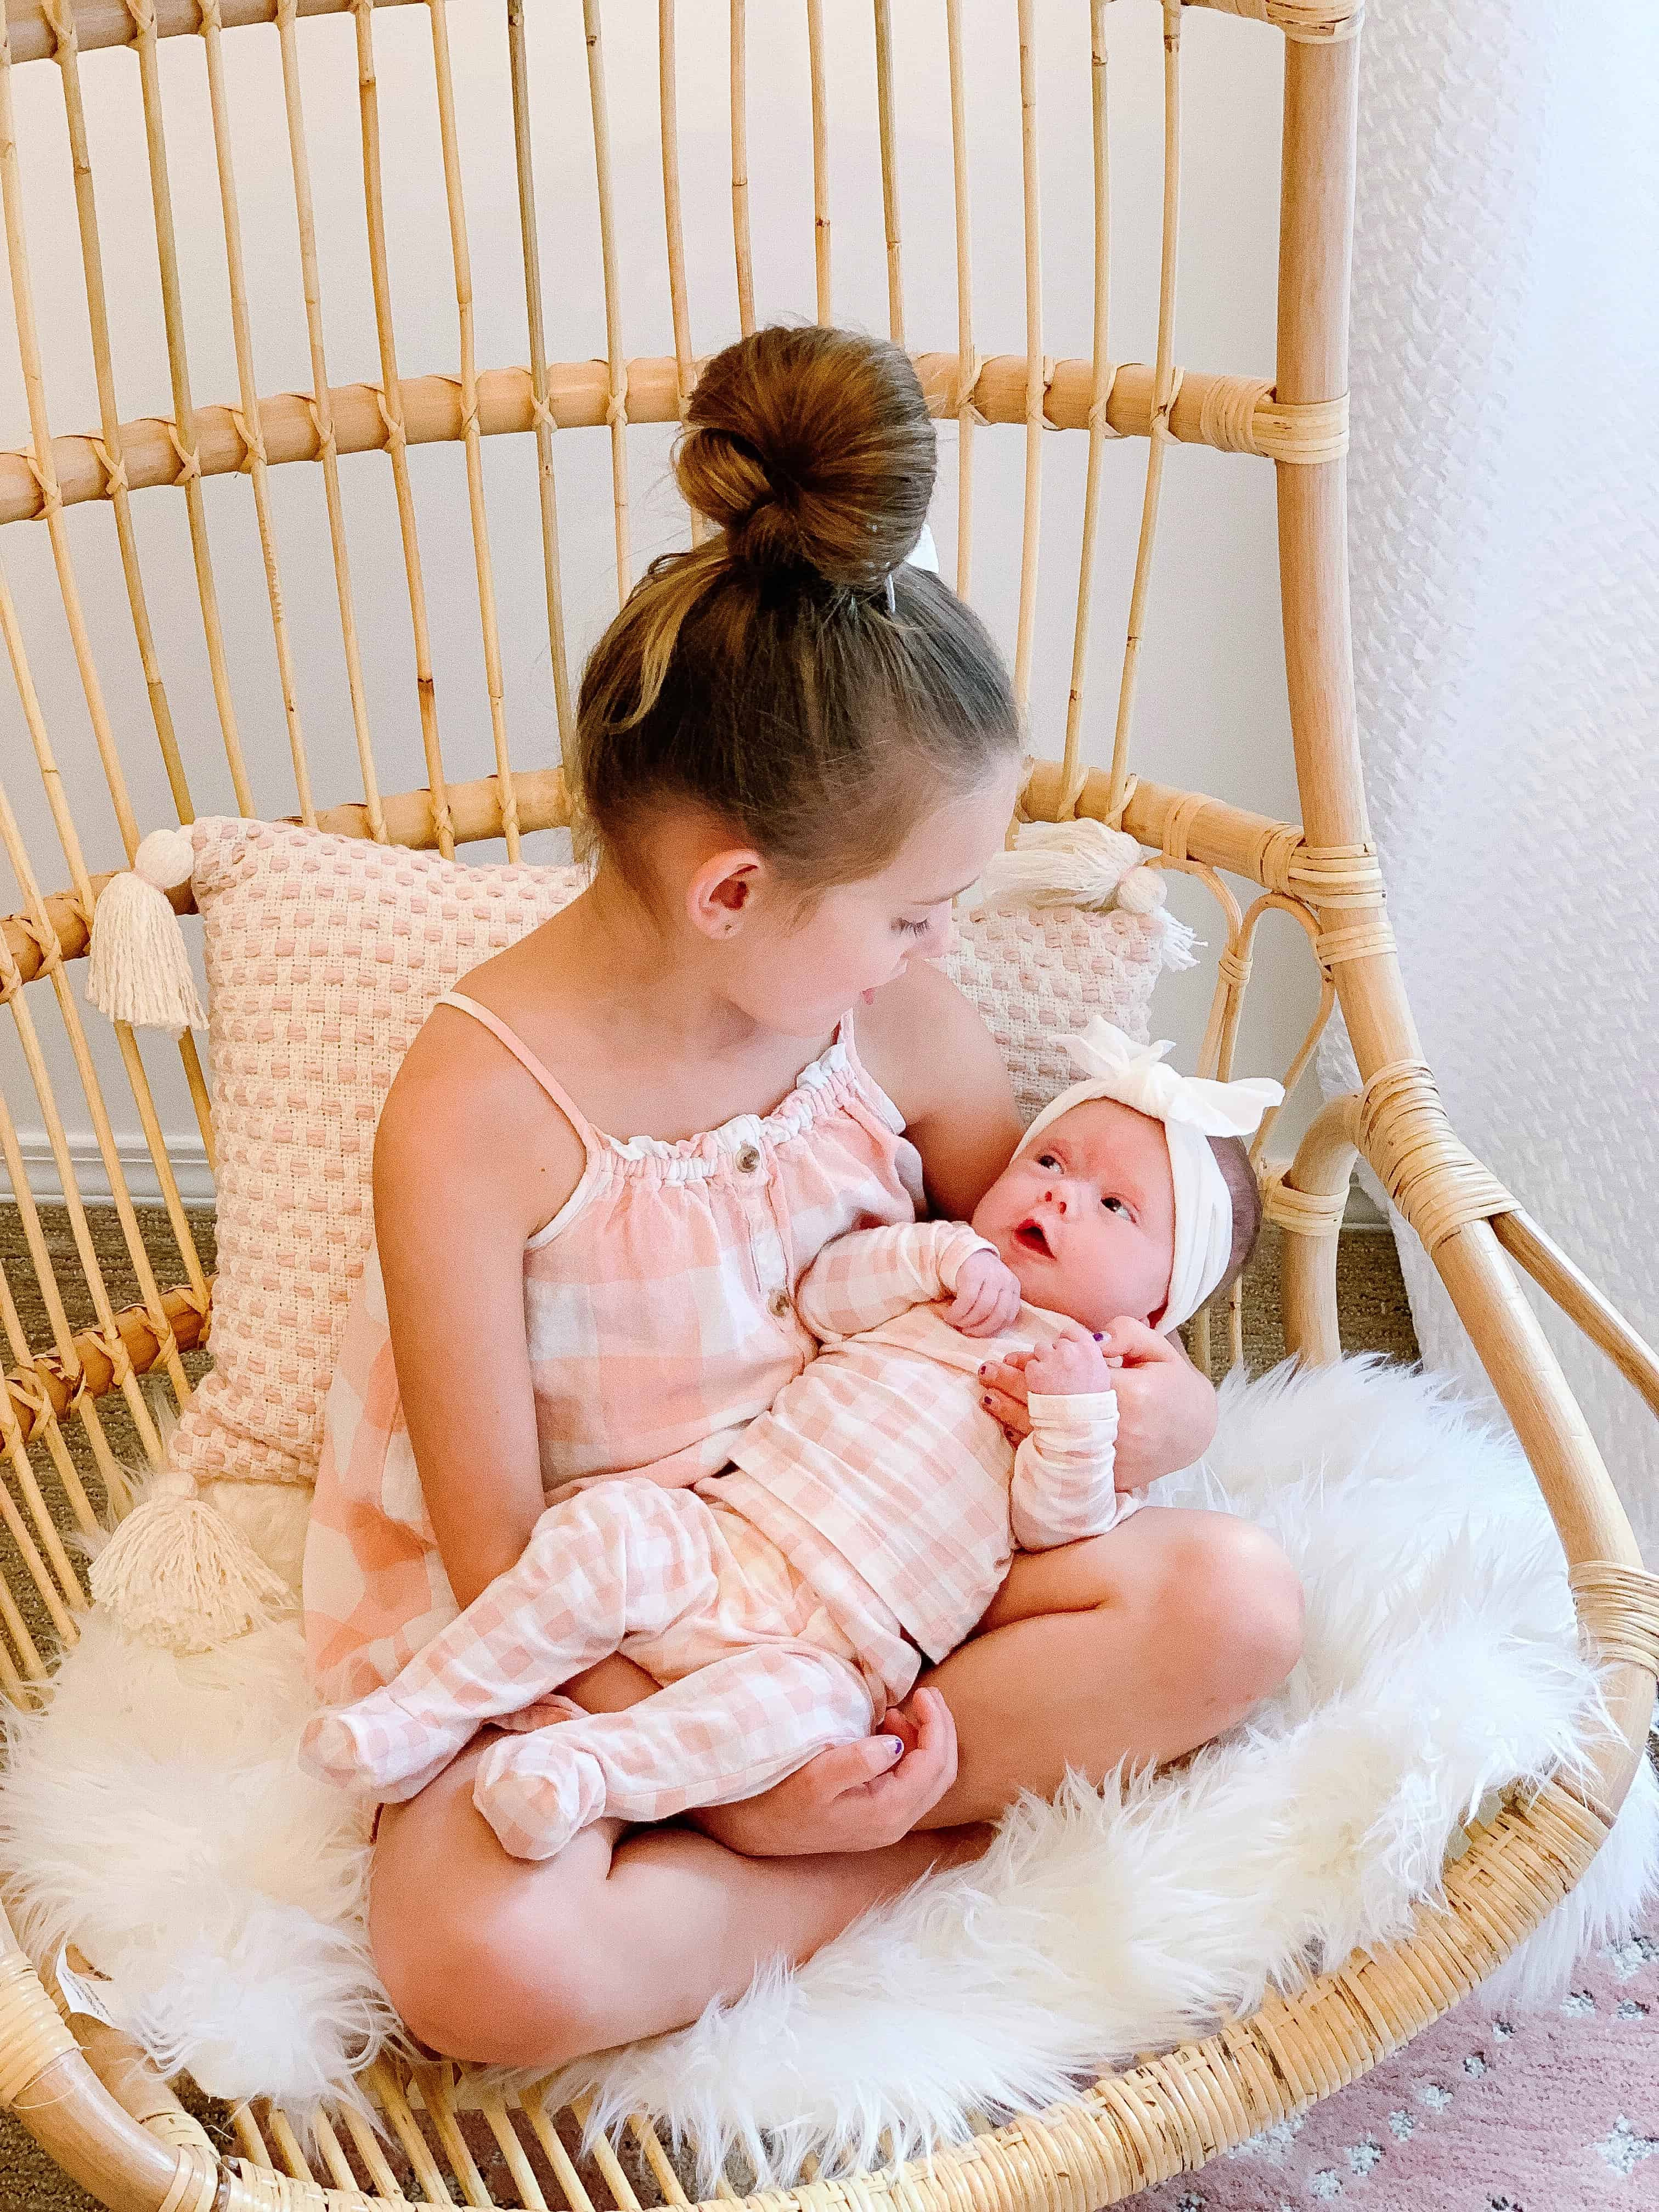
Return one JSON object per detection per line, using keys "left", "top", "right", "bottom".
{"left": 0, "top": 2, "right": 1652, "bottom": 2208}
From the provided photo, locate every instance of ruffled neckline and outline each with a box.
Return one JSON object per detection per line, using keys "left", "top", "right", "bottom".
{"left": 603, "top": 1037, "right": 854, "bottom": 1169}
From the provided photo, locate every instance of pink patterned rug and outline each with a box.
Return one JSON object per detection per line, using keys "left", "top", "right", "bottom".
{"left": 1134, "top": 1923, "right": 1659, "bottom": 2209}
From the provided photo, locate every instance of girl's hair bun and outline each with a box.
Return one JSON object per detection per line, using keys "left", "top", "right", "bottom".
{"left": 675, "top": 325, "right": 936, "bottom": 593}
{"left": 575, "top": 321, "right": 1015, "bottom": 895}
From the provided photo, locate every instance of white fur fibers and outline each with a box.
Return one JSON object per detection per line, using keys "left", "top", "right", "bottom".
{"left": 551, "top": 1359, "right": 1657, "bottom": 2188}
{"left": 0, "top": 1604, "right": 398, "bottom": 2109}
{"left": 1, "top": 1357, "right": 1651, "bottom": 2174}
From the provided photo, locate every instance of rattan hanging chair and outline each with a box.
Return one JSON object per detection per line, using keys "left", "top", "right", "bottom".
{"left": 0, "top": 0, "right": 1655, "bottom": 2206}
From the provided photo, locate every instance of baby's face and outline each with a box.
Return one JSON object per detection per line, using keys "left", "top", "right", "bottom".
{"left": 969, "top": 1098, "right": 1176, "bottom": 1331}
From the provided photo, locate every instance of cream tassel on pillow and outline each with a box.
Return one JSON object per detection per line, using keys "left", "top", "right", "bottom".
{"left": 86, "top": 826, "right": 205, "bottom": 1032}
{"left": 89, "top": 1466, "right": 297, "bottom": 1656}
{"left": 974, "top": 818, "right": 1199, "bottom": 971}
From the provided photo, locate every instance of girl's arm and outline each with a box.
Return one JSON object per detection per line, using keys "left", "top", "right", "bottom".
{"left": 857, "top": 959, "right": 1024, "bottom": 1221}
{"left": 1108, "top": 1321, "right": 1219, "bottom": 1477}
{"left": 373, "top": 1014, "right": 587, "bottom": 1609}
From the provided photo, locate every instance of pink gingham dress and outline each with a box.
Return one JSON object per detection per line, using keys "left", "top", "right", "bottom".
{"left": 302, "top": 992, "right": 925, "bottom": 1705}
{"left": 300, "top": 1217, "right": 1132, "bottom": 1861}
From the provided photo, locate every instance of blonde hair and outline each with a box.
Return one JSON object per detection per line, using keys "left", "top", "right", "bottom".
{"left": 573, "top": 325, "right": 1019, "bottom": 890}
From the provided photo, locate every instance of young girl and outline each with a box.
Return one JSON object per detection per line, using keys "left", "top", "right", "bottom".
{"left": 302, "top": 1023, "right": 1283, "bottom": 1860}
{"left": 302, "top": 325, "right": 1304, "bottom": 2069}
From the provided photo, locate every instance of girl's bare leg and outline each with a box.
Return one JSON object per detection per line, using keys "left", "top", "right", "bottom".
{"left": 371, "top": 1507, "right": 1300, "bottom": 2066}
{"left": 917, "top": 1507, "right": 1304, "bottom": 1826}
{"left": 370, "top": 1737, "right": 979, "bottom": 2067}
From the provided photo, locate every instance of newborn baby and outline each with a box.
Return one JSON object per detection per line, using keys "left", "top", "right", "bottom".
{"left": 301, "top": 1020, "right": 1281, "bottom": 1860}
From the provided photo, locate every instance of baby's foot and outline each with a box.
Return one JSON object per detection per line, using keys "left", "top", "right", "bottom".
{"left": 472, "top": 1731, "right": 608, "bottom": 1861}
{"left": 299, "top": 1691, "right": 473, "bottom": 1802}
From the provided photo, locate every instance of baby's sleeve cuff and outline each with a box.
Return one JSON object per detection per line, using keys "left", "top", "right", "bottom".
{"left": 1026, "top": 1387, "right": 1120, "bottom": 1441}
{"left": 934, "top": 1222, "right": 1002, "bottom": 1293}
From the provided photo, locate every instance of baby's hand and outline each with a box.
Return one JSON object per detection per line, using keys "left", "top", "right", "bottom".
{"left": 946, "top": 1248, "right": 1024, "bottom": 1338}
{"left": 1023, "top": 1329, "right": 1118, "bottom": 1398}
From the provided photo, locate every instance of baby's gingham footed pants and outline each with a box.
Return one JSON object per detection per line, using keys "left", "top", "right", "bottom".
{"left": 300, "top": 1476, "right": 917, "bottom": 1860}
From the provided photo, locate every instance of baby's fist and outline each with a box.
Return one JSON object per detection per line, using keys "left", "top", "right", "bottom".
{"left": 1025, "top": 1333, "right": 1116, "bottom": 1397}
{"left": 946, "top": 1248, "right": 1024, "bottom": 1337}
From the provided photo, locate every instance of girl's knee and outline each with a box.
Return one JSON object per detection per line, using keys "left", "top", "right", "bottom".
{"left": 1163, "top": 1514, "right": 1303, "bottom": 1701}
{"left": 374, "top": 1890, "right": 610, "bottom": 2068}
{"left": 369, "top": 1797, "right": 621, "bottom": 2067}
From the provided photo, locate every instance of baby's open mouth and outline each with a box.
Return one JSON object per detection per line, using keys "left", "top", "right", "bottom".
{"left": 1014, "top": 1218, "right": 1053, "bottom": 1259}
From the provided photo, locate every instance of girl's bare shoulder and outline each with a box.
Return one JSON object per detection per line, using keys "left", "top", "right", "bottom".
{"left": 373, "top": 995, "right": 588, "bottom": 1248}
{"left": 856, "top": 957, "right": 1007, "bottom": 1119}
{"left": 857, "top": 961, "right": 1022, "bottom": 1218}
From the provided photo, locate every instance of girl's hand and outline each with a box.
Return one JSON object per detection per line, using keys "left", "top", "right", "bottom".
{"left": 689, "top": 1689, "right": 960, "bottom": 1857}
{"left": 978, "top": 1346, "right": 1034, "bottom": 1439}
{"left": 1023, "top": 1331, "right": 1117, "bottom": 1398}
{"left": 980, "top": 1322, "right": 1217, "bottom": 1486}
{"left": 946, "top": 1249, "right": 1024, "bottom": 1338}
{"left": 1097, "top": 1318, "right": 1218, "bottom": 1489}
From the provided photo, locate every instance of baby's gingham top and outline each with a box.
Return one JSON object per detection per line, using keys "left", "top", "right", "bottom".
{"left": 722, "top": 1218, "right": 1129, "bottom": 1664}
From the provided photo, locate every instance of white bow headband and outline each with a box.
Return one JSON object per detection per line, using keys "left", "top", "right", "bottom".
{"left": 1018, "top": 1018, "right": 1283, "bottom": 1333}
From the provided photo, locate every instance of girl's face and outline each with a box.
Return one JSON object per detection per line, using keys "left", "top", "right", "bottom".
{"left": 970, "top": 1098, "right": 1177, "bottom": 1329}
{"left": 705, "top": 766, "right": 1022, "bottom": 1039}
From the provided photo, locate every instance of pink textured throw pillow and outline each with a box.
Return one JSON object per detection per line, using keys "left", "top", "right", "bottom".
{"left": 170, "top": 819, "right": 583, "bottom": 1494}
{"left": 943, "top": 906, "right": 1164, "bottom": 1125}
{"left": 169, "top": 816, "right": 1164, "bottom": 1499}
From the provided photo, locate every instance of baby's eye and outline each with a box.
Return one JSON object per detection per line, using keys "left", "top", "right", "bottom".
{"left": 1101, "top": 1195, "right": 1129, "bottom": 1217}
{"left": 895, "top": 916, "right": 932, "bottom": 937}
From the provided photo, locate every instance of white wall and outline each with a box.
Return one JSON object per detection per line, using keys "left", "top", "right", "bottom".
{"left": 0, "top": 0, "right": 1317, "bottom": 1203}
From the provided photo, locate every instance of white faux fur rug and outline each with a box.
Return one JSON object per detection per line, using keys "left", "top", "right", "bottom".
{"left": 2, "top": 1358, "right": 1654, "bottom": 2184}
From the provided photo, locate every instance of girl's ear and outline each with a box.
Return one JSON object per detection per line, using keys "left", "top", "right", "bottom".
{"left": 687, "top": 848, "right": 765, "bottom": 939}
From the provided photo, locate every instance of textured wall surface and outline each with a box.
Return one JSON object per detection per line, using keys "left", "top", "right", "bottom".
{"left": 1330, "top": 0, "right": 1659, "bottom": 1556}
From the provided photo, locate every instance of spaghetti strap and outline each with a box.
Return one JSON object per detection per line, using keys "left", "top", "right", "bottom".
{"left": 834, "top": 1006, "right": 910, "bottom": 1139}
{"left": 432, "top": 991, "right": 599, "bottom": 1148}
{"left": 833, "top": 1006, "right": 876, "bottom": 1098}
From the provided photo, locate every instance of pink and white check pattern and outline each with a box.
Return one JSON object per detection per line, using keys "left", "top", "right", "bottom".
{"left": 176, "top": 812, "right": 1159, "bottom": 1514}
{"left": 303, "top": 1220, "right": 1132, "bottom": 1859}
{"left": 730, "top": 1221, "right": 1131, "bottom": 1662}
{"left": 303, "top": 993, "right": 924, "bottom": 1705}
{"left": 301, "top": 1479, "right": 897, "bottom": 1859}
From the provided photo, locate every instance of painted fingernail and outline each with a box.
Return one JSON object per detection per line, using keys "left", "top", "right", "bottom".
{"left": 981, "top": 1395, "right": 994, "bottom": 1408}
{"left": 888, "top": 1737, "right": 905, "bottom": 1760}
{"left": 978, "top": 1364, "right": 989, "bottom": 1377}
{"left": 1092, "top": 1331, "right": 1104, "bottom": 1341}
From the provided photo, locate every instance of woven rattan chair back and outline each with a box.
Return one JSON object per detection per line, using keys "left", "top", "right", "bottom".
{"left": 0, "top": 4, "right": 1652, "bottom": 2208}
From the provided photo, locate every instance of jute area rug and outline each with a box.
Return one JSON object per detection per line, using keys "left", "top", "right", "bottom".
{"left": 2, "top": 1215, "right": 1654, "bottom": 2212}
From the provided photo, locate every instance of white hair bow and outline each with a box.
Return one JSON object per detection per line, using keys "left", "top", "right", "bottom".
{"left": 1018, "top": 1018, "right": 1283, "bottom": 1333}
{"left": 1052, "top": 1019, "right": 1284, "bottom": 1138}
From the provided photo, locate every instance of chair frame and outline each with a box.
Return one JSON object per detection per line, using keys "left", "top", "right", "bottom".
{"left": 0, "top": 1, "right": 1654, "bottom": 2206}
